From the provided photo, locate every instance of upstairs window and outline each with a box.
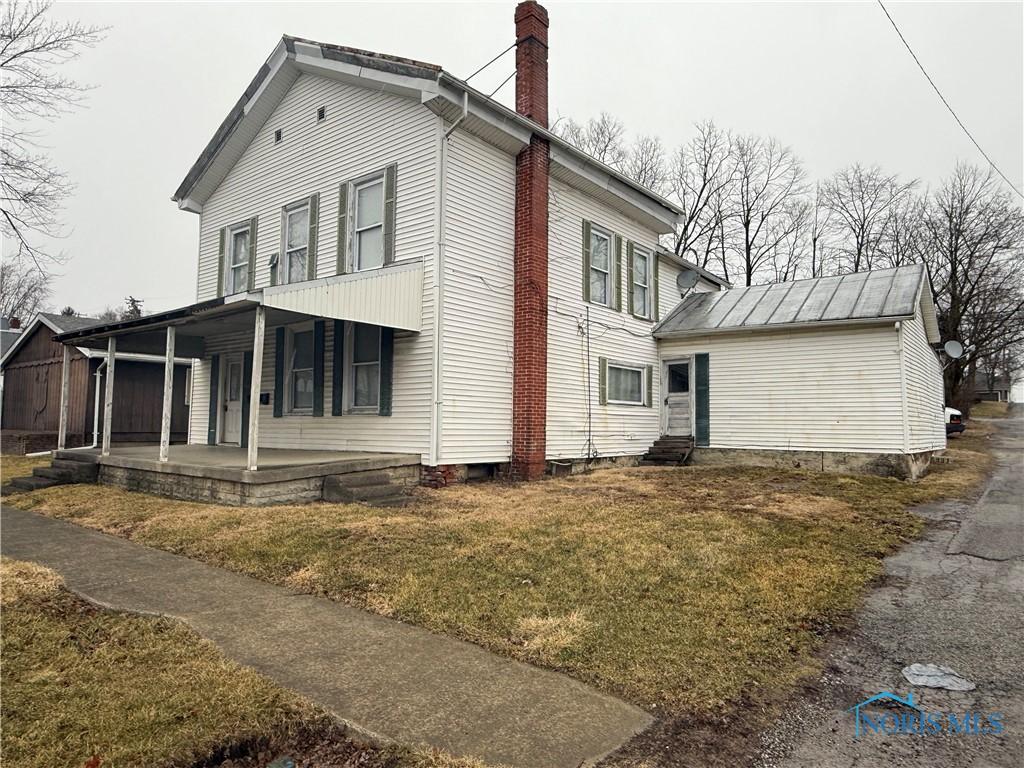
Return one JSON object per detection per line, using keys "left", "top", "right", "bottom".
{"left": 284, "top": 203, "right": 309, "bottom": 284}
{"left": 632, "top": 246, "right": 651, "bottom": 319}
{"left": 226, "top": 223, "right": 250, "bottom": 294}
{"left": 589, "top": 227, "right": 611, "bottom": 306}
{"left": 353, "top": 175, "right": 385, "bottom": 271}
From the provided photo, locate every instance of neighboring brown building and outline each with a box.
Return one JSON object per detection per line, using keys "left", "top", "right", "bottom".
{"left": 0, "top": 313, "right": 191, "bottom": 454}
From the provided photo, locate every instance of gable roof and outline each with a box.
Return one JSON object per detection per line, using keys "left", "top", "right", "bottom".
{"left": 38, "top": 312, "right": 104, "bottom": 333}
{"left": 171, "top": 36, "right": 683, "bottom": 233}
{"left": 654, "top": 263, "right": 940, "bottom": 341}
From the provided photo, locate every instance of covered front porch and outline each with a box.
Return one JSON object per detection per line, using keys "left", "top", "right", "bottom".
{"left": 51, "top": 262, "right": 424, "bottom": 478}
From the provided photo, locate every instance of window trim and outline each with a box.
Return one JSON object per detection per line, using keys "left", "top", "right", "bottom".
{"left": 285, "top": 322, "right": 315, "bottom": 415}
{"left": 281, "top": 200, "right": 310, "bottom": 286}
{"left": 631, "top": 245, "right": 652, "bottom": 320}
{"left": 349, "top": 172, "right": 386, "bottom": 273}
{"left": 606, "top": 361, "right": 646, "bottom": 406}
{"left": 344, "top": 322, "right": 382, "bottom": 413}
{"left": 588, "top": 225, "right": 612, "bottom": 307}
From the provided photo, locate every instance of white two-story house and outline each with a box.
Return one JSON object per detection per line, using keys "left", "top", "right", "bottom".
{"left": 53, "top": 1, "right": 944, "bottom": 503}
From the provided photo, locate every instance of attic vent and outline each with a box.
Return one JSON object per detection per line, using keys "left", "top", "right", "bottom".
{"left": 316, "top": 106, "right": 326, "bottom": 122}
{"left": 274, "top": 129, "right": 282, "bottom": 144}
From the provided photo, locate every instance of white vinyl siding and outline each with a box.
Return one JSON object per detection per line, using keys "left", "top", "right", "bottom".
{"left": 547, "top": 178, "right": 663, "bottom": 459}
{"left": 190, "top": 73, "right": 439, "bottom": 458}
{"left": 659, "top": 324, "right": 908, "bottom": 453}
{"left": 439, "top": 130, "right": 515, "bottom": 464}
{"left": 902, "top": 312, "right": 946, "bottom": 452}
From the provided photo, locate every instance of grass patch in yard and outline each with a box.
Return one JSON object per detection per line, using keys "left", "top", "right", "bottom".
{"left": 1, "top": 455, "right": 48, "bottom": 486}
{"left": 14, "top": 440, "right": 993, "bottom": 717}
{"left": 0, "top": 558, "right": 486, "bottom": 768}
{"left": 969, "top": 400, "right": 1010, "bottom": 419}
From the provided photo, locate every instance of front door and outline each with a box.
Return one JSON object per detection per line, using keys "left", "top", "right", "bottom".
{"left": 221, "top": 356, "right": 243, "bottom": 444}
{"left": 663, "top": 360, "right": 691, "bottom": 436}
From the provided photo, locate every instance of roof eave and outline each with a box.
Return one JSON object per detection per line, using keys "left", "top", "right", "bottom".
{"left": 654, "top": 315, "right": 914, "bottom": 340}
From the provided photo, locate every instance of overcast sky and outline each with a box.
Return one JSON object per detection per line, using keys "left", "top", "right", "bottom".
{"left": 23, "top": 1, "right": 1024, "bottom": 317}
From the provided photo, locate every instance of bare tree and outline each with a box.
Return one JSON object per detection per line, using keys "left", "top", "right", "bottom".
{"left": 921, "top": 164, "right": 1024, "bottom": 409}
{"left": 621, "top": 134, "right": 667, "bottom": 194}
{"left": 0, "top": 252, "right": 50, "bottom": 321}
{"left": 808, "top": 182, "right": 834, "bottom": 278}
{"left": 878, "top": 192, "right": 927, "bottom": 268}
{"left": 822, "top": 163, "right": 917, "bottom": 273}
{"left": 768, "top": 198, "right": 812, "bottom": 282}
{"left": 96, "top": 305, "right": 119, "bottom": 322}
{"left": 668, "top": 121, "right": 735, "bottom": 266}
{"left": 553, "top": 112, "right": 626, "bottom": 168}
{"left": 729, "top": 134, "right": 807, "bottom": 286}
{"left": 0, "top": 1, "right": 104, "bottom": 271}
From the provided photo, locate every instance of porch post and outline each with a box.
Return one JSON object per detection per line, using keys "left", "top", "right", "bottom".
{"left": 57, "top": 344, "right": 71, "bottom": 450}
{"left": 159, "top": 326, "right": 176, "bottom": 462}
{"left": 101, "top": 336, "right": 116, "bottom": 456}
{"left": 246, "top": 306, "right": 265, "bottom": 471}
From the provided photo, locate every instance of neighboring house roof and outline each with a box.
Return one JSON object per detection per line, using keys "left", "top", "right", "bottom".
{"left": 0, "top": 313, "right": 194, "bottom": 369}
{"left": 171, "top": 35, "right": 683, "bottom": 233}
{"left": 654, "top": 263, "right": 940, "bottom": 342}
{"left": 0, "top": 328, "right": 21, "bottom": 358}
{"left": 655, "top": 247, "right": 731, "bottom": 289}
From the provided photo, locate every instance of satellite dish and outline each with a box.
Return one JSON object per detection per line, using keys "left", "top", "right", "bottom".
{"left": 944, "top": 340, "right": 964, "bottom": 359}
{"left": 676, "top": 269, "right": 699, "bottom": 292}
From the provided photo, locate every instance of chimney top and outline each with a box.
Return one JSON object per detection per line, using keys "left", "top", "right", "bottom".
{"left": 514, "top": 1, "right": 549, "bottom": 128}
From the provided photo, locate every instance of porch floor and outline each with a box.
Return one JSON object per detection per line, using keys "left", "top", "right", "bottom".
{"left": 60, "top": 445, "right": 421, "bottom": 484}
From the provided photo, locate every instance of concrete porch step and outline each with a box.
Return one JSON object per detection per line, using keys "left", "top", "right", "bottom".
{"left": 33, "top": 464, "right": 98, "bottom": 482}
{"left": 54, "top": 450, "right": 100, "bottom": 464}
{"left": 8, "top": 475, "right": 63, "bottom": 491}
{"left": 323, "top": 475, "right": 412, "bottom": 506}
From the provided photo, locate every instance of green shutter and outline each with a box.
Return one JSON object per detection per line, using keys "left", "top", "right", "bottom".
{"left": 247, "top": 217, "right": 258, "bottom": 291}
{"left": 383, "top": 163, "right": 398, "bottom": 265}
{"left": 306, "top": 193, "right": 319, "bottom": 280}
{"left": 645, "top": 364, "right": 653, "bottom": 408}
{"left": 598, "top": 356, "right": 608, "bottom": 405}
{"left": 216, "top": 228, "right": 226, "bottom": 297}
{"left": 379, "top": 327, "right": 394, "bottom": 416}
{"left": 336, "top": 183, "right": 349, "bottom": 275}
{"left": 207, "top": 354, "right": 220, "bottom": 444}
{"left": 613, "top": 235, "right": 623, "bottom": 311}
{"left": 626, "top": 241, "right": 635, "bottom": 316}
{"left": 273, "top": 327, "right": 285, "bottom": 418}
{"left": 582, "top": 220, "right": 592, "bottom": 302}
{"left": 695, "top": 353, "right": 710, "bottom": 447}
{"left": 313, "top": 320, "right": 325, "bottom": 417}
{"left": 240, "top": 350, "right": 253, "bottom": 447}
{"left": 653, "top": 251, "right": 660, "bottom": 321}
{"left": 269, "top": 252, "right": 279, "bottom": 287}
{"left": 331, "top": 320, "right": 344, "bottom": 415}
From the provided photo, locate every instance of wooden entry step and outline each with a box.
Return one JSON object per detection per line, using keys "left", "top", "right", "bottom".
{"left": 639, "top": 436, "right": 695, "bottom": 467}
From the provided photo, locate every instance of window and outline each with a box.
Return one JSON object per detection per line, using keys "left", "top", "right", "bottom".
{"left": 608, "top": 363, "right": 644, "bottom": 405}
{"left": 289, "top": 329, "right": 315, "bottom": 412}
{"left": 632, "top": 246, "right": 650, "bottom": 318}
{"left": 589, "top": 227, "right": 611, "bottom": 306}
{"left": 353, "top": 175, "right": 385, "bottom": 271}
{"left": 225, "top": 223, "right": 250, "bottom": 294}
{"left": 283, "top": 203, "right": 309, "bottom": 284}
{"left": 668, "top": 362, "right": 689, "bottom": 393}
{"left": 350, "top": 324, "right": 381, "bottom": 409}
{"left": 316, "top": 106, "right": 326, "bottom": 122}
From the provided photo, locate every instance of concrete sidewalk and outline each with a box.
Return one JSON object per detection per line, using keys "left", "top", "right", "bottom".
{"left": 0, "top": 506, "right": 651, "bottom": 768}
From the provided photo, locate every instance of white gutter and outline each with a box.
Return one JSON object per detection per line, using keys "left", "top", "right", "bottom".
{"left": 654, "top": 315, "right": 917, "bottom": 340}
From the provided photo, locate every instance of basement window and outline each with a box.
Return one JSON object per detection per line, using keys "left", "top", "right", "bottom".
{"left": 274, "top": 128, "right": 283, "bottom": 144}
{"left": 316, "top": 106, "right": 326, "bottom": 122}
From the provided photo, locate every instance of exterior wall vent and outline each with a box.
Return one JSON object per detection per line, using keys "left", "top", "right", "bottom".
{"left": 274, "top": 128, "right": 283, "bottom": 144}
{"left": 317, "top": 106, "right": 326, "bottom": 122}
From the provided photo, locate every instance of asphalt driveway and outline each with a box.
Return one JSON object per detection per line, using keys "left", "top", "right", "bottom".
{"left": 756, "top": 415, "right": 1024, "bottom": 767}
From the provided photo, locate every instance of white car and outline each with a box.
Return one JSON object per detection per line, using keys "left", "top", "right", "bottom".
{"left": 945, "top": 406, "right": 965, "bottom": 435}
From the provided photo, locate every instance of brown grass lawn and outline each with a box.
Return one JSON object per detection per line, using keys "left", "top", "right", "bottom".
{"left": 0, "top": 558, "right": 483, "bottom": 768}
{"left": 1, "top": 455, "right": 49, "bottom": 486}
{"left": 12, "top": 430, "right": 994, "bottom": 718}
{"left": 969, "top": 400, "right": 1011, "bottom": 419}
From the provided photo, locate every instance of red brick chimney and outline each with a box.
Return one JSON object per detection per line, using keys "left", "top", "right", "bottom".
{"left": 511, "top": 0, "right": 550, "bottom": 481}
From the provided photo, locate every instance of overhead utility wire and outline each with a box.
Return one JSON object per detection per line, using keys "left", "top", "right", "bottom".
{"left": 465, "top": 41, "right": 516, "bottom": 83}
{"left": 487, "top": 70, "right": 517, "bottom": 99}
{"left": 877, "top": 0, "right": 1023, "bottom": 199}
